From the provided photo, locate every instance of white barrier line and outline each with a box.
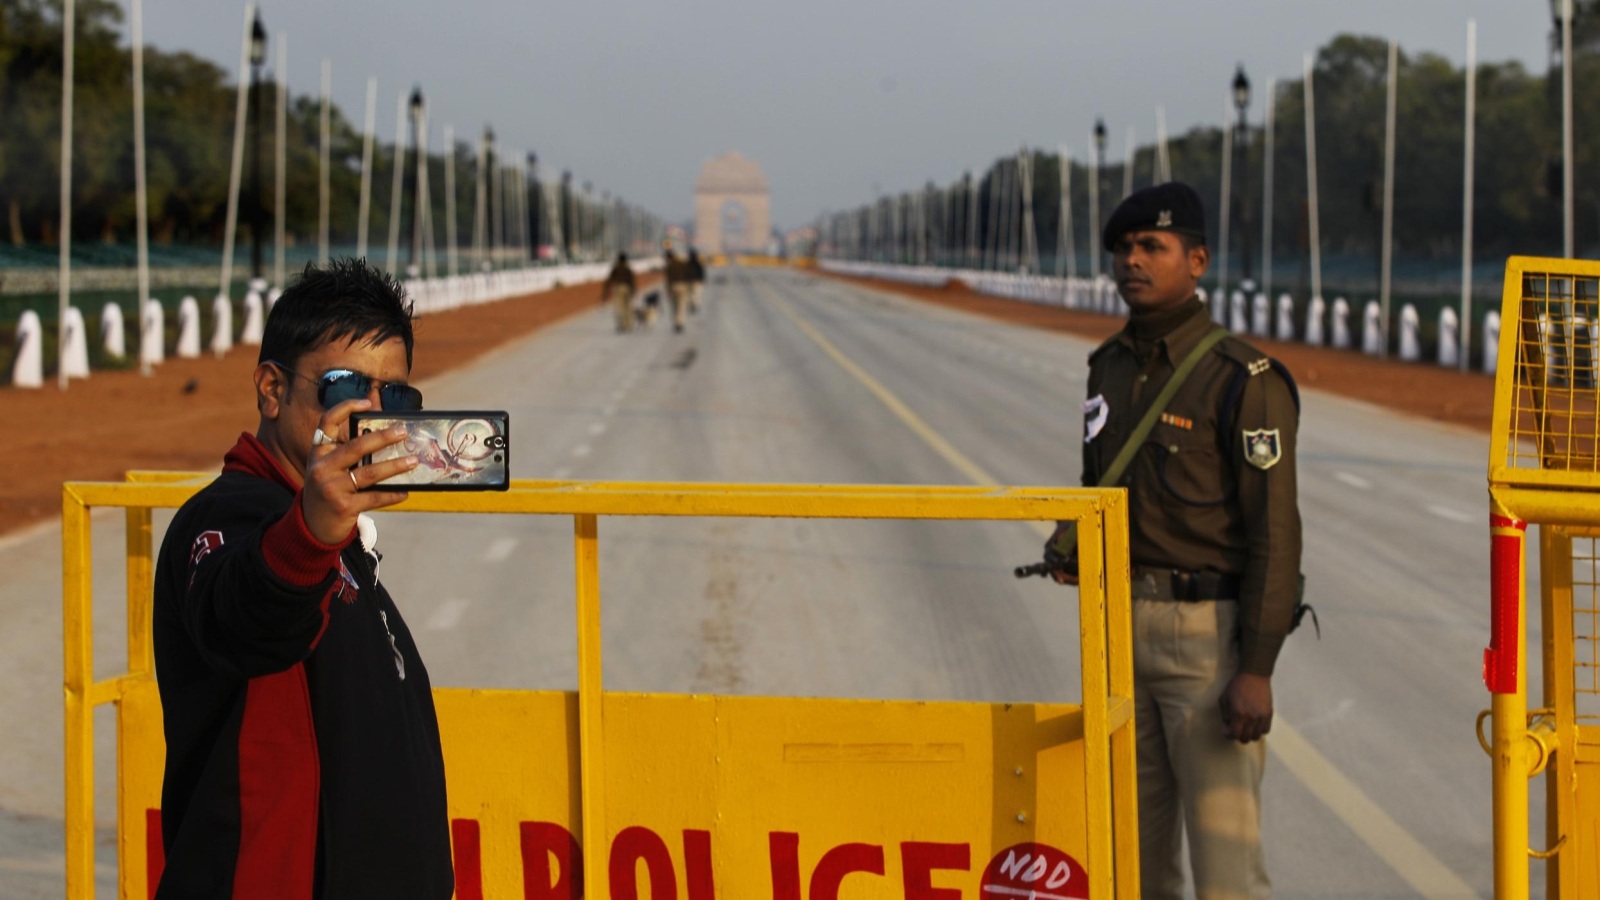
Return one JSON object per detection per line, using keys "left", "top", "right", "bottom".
{"left": 1334, "top": 471, "right": 1373, "bottom": 490}
{"left": 423, "top": 597, "right": 470, "bottom": 631}
{"left": 482, "top": 536, "right": 518, "bottom": 563}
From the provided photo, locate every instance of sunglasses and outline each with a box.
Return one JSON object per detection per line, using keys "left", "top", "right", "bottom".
{"left": 267, "top": 360, "right": 423, "bottom": 411}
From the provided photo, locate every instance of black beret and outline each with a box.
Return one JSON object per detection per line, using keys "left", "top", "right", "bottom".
{"left": 1101, "top": 181, "right": 1207, "bottom": 253}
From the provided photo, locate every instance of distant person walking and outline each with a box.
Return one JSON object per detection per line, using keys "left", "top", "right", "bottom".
{"left": 664, "top": 243, "right": 693, "bottom": 334}
{"left": 686, "top": 249, "right": 707, "bottom": 315}
{"left": 604, "top": 253, "right": 637, "bottom": 333}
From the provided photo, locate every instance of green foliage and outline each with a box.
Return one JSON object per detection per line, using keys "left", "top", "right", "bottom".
{"left": 938, "top": 30, "right": 1600, "bottom": 288}
{"left": 0, "top": 0, "right": 498, "bottom": 253}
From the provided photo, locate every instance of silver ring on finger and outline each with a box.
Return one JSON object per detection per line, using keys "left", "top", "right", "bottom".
{"left": 349, "top": 470, "right": 360, "bottom": 491}
{"left": 313, "top": 428, "right": 336, "bottom": 447}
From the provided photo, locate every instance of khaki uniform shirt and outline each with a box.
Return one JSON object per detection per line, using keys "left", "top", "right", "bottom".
{"left": 605, "top": 262, "right": 636, "bottom": 290}
{"left": 1081, "top": 297, "right": 1302, "bottom": 676}
{"left": 665, "top": 255, "right": 693, "bottom": 286}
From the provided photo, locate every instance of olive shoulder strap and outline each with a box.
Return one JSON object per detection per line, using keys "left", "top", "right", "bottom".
{"left": 1049, "top": 326, "right": 1229, "bottom": 558}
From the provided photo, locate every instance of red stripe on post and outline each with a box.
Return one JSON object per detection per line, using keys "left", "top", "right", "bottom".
{"left": 1485, "top": 517, "right": 1527, "bottom": 694}
{"left": 452, "top": 819, "right": 483, "bottom": 900}
{"left": 146, "top": 808, "right": 164, "bottom": 900}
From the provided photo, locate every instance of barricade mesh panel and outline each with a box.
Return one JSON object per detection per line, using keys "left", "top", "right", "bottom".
{"left": 1575, "top": 535, "right": 1600, "bottom": 723}
{"left": 1508, "top": 271, "right": 1600, "bottom": 473}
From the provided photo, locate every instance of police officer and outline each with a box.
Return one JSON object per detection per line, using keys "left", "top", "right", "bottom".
{"left": 664, "top": 242, "right": 693, "bottom": 334}
{"left": 686, "top": 248, "right": 707, "bottom": 314}
{"left": 1046, "top": 182, "right": 1301, "bottom": 900}
{"left": 604, "top": 252, "right": 637, "bottom": 333}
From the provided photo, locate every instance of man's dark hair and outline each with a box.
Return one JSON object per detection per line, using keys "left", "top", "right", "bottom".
{"left": 616, "top": 252, "right": 629, "bottom": 263}
{"left": 259, "top": 258, "right": 415, "bottom": 370}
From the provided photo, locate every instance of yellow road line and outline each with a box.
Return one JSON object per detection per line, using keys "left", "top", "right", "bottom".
{"left": 765, "top": 278, "right": 1478, "bottom": 900}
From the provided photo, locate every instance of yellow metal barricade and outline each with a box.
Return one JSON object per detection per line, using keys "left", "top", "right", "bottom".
{"left": 64, "top": 478, "right": 1136, "bottom": 899}
{"left": 1487, "top": 256, "right": 1600, "bottom": 898}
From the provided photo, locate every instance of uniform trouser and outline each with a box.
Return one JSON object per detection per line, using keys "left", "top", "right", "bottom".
{"left": 609, "top": 285, "right": 634, "bottom": 332}
{"left": 1133, "top": 598, "right": 1270, "bottom": 900}
{"left": 669, "top": 284, "right": 690, "bottom": 329}
{"left": 689, "top": 282, "right": 704, "bottom": 312}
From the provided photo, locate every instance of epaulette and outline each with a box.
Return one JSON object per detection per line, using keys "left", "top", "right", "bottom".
{"left": 1215, "top": 335, "right": 1301, "bottom": 414}
{"left": 1087, "top": 331, "right": 1123, "bottom": 363}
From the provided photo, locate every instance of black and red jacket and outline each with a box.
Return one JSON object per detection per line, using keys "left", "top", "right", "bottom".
{"left": 152, "top": 433, "right": 452, "bottom": 899}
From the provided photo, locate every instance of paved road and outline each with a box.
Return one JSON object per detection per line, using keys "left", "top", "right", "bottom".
{"left": 0, "top": 266, "right": 1520, "bottom": 897}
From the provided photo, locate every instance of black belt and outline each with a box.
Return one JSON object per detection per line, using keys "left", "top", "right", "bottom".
{"left": 1130, "top": 567, "right": 1242, "bottom": 602}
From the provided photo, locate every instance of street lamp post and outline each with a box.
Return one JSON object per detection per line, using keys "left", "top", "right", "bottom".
{"left": 406, "top": 86, "right": 423, "bottom": 272}
{"left": 1552, "top": 0, "right": 1576, "bottom": 257}
{"left": 1092, "top": 118, "right": 1107, "bottom": 280}
{"left": 1233, "top": 65, "right": 1253, "bottom": 287}
{"left": 527, "top": 151, "right": 540, "bottom": 262}
{"left": 248, "top": 12, "right": 266, "bottom": 279}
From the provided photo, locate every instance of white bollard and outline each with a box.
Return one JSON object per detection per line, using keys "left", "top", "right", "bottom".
{"left": 141, "top": 299, "right": 164, "bottom": 367}
{"left": 11, "top": 309, "right": 43, "bottom": 388}
{"left": 1331, "top": 297, "right": 1351, "bottom": 349}
{"left": 1576, "top": 316, "right": 1597, "bottom": 388}
{"left": 1362, "top": 301, "right": 1385, "bottom": 356}
{"left": 61, "top": 306, "right": 90, "bottom": 379}
{"left": 1229, "top": 291, "right": 1248, "bottom": 334}
{"left": 1484, "top": 311, "right": 1501, "bottom": 375}
{"left": 1438, "top": 307, "right": 1460, "bottom": 368}
{"left": 100, "top": 302, "right": 126, "bottom": 359}
{"left": 1211, "top": 287, "right": 1227, "bottom": 325}
{"left": 240, "top": 290, "right": 264, "bottom": 345}
{"left": 1276, "top": 294, "right": 1296, "bottom": 341}
{"left": 1306, "top": 296, "right": 1327, "bottom": 346}
{"left": 1398, "top": 304, "right": 1421, "bottom": 361}
{"left": 266, "top": 287, "right": 283, "bottom": 312}
{"left": 1252, "top": 293, "right": 1271, "bottom": 337}
{"left": 210, "top": 293, "right": 233, "bottom": 357}
{"left": 176, "top": 296, "right": 201, "bottom": 358}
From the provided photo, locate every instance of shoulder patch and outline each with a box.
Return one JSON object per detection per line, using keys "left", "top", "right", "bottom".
{"left": 1242, "top": 429, "right": 1283, "bottom": 470}
{"left": 1247, "top": 357, "right": 1271, "bottom": 376}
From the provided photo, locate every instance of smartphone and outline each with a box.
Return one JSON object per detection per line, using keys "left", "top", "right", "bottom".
{"left": 350, "top": 410, "right": 510, "bottom": 491}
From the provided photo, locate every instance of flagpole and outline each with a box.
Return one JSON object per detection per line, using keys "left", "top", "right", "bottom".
{"left": 385, "top": 91, "right": 405, "bottom": 274}
{"left": 216, "top": 3, "right": 254, "bottom": 339}
{"left": 1261, "top": 77, "right": 1275, "bottom": 304}
{"left": 1304, "top": 51, "right": 1323, "bottom": 305}
{"left": 1217, "top": 96, "right": 1233, "bottom": 297}
{"left": 273, "top": 36, "right": 287, "bottom": 287}
{"left": 131, "top": 0, "right": 151, "bottom": 375}
{"left": 1461, "top": 19, "right": 1477, "bottom": 371}
{"left": 318, "top": 59, "right": 331, "bottom": 264}
{"left": 1379, "top": 39, "right": 1397, "bottom": 359}
{"left": 356, "top": 77, "right": 376, "bottom": 260}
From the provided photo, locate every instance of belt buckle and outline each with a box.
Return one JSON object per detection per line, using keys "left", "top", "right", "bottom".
{"left": 1171, "top": 570, "right": 1194, "bottom": 601}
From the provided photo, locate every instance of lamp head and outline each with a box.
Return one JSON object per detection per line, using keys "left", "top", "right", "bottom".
{"left": 249, "top": 13, "right": 267, "bottom": 66}
{"left": 1233, "top": 65, "right": 1251, "bottom": 114}
{"left": 1094, "top": 118, "right": 1107, "bottom": 153}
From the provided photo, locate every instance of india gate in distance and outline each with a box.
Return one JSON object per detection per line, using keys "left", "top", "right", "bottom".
{"left": 693, "top": 152, "right": 771, "bottom": 255}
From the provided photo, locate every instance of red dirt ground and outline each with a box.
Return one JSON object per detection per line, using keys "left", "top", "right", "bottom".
{"left": 0, "top": 275, "right": 657, "bottom": 537}
{"left": 2, "top": 268, "right": 1494, "bottom": 539}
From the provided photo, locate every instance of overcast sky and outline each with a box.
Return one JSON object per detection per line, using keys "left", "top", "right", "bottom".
{"left": 138, "top": 1, "right": 1550, "bottom": 230}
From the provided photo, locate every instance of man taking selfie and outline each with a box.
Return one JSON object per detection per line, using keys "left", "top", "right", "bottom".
{"left": 152, "top": 259, "right": 453, "bottom": 898}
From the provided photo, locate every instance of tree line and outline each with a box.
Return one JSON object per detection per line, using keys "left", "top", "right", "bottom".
{"left": 0, "top": 0, "right": 635, "bottom": 259}
{"left": 835, "top": 24, "right": 1600, "bottom": 293}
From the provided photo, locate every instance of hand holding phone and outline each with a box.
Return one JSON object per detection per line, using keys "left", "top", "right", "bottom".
{"left": 349, "top": 411, "right": 511, "bottom": 491}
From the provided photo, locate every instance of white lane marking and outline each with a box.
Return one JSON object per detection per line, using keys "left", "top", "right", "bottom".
{"left": 552, "top": 466, "right": 572, "bottom": 479}
{"left": 573, "top": 444, "right": 592, "bottom": 458}
{"left": 1334, "top": 471, "right": 1373, "bottom": 490}
{"left": 588, "top": 422, "right": 607, "bottom": 436}
{"left": 482, "top": 536, "right": 519, "bottom": 563}
{"left": 424, "top": 598, "right": 469, "bottom": 631}
{"left": 1427, "top": 504, "right": 1476, "bottom": 524}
